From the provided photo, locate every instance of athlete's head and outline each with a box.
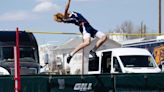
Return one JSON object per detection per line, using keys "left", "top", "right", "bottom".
{"left": 54, "top": 13, "right": 64, "bottom": 22}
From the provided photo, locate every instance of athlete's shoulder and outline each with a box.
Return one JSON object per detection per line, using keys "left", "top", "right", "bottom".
{"left": 70, "top": 11, "right": 78, "bottom": 17}
{"left": 73, "top": 11, "right": 81, "bottom": 15}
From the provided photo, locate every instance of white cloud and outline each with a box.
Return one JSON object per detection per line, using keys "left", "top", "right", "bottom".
{"left": 33, "top": 1, "right": 60, "bottom": 13}
{"left": 73, "top": 0, "right": 96, "bottom": 2}
{"left": 0, "top": 0, "right": 60, "bottom": 21}
{"left": 33, "top": 0, "right": 94, "bottom": 13}
{"left": 0, "top": 11, "right": 38, "bottom": 21}
{"left": 36, "top": 0, "right": 52, "bottom": 2}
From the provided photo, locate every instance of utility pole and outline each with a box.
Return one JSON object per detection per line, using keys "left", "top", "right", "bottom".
{"left": 141, "top": 21, "right": 143, "bottom": 38}
{"left": 144, "top": 24, "right": 146, "bottom": 37}
{"left": 158, "top": 0, "right": 161, "bottom": 35}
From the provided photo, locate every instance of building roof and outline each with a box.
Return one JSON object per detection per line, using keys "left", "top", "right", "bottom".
{"left": 54, "top": 37, "right": 121, "bottom": 54}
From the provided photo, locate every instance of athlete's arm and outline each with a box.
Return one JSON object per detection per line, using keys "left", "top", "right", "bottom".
{"left": 79, "top": 25, "right": 83, "bottom": 33}
{"left": 78, "top": 22, "right": 84, "bottom": 33}
{"left": 63, "top": 18, "right": 78, "bottom": 24}
{"left": 64, "top": 0, "right": 71, "bottom": 18}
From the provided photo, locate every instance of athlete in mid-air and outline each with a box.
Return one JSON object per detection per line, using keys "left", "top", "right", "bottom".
{"left": 54, "top": 0, "right": 107, "bottom": 64}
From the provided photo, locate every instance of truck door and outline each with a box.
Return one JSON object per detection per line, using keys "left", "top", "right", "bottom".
{"left": 88, "top": 57, "right": 99, "bottom": 71}
{"left": 101, "top": 51, "right": 112, "bottom": 73}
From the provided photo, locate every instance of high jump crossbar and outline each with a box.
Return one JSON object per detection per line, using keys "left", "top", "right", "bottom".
{"left": 26, "top": 30, "right": 164, "bottom": 36}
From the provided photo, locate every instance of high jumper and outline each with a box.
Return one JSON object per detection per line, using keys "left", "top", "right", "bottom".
{"left": 54, "top": 0, "right": 107, "bottom": 64}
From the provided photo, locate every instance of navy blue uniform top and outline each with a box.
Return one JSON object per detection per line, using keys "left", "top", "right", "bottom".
{"left": 63, "top": 12, "right": 98, "bottom": 38}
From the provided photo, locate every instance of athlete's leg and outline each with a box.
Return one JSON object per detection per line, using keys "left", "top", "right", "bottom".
{"left": 91, "top": 31, "right": 107, "bottom": 52}
{"left": 71, "top": 37, "right": 91, "bottom": 56}
{"left": 67, "top": 33, "right": 91, "bottom": 63}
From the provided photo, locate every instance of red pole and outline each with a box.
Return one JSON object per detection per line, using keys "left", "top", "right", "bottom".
{"left": 14, "top": 27, "right": 21, "bottom": 92}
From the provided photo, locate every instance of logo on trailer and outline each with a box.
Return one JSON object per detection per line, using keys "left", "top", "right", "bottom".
{"left": 74, "top": 83, "right": 92, "bottom": 91}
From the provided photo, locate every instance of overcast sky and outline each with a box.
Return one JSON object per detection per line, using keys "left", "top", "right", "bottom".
{"left": 0, "top": 0, "right": 163, "bottom": 45}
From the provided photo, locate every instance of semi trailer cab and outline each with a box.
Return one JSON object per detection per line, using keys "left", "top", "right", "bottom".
{"left": 0, "top": 31, "right": 40, "bottom": 75}
{"left": 88, "top": 48, "right": 161, "bottom": 74}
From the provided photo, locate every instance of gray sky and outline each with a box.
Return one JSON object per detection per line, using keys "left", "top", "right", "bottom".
{"left": 0, "top": 0, "right": 163, "bottom": 45}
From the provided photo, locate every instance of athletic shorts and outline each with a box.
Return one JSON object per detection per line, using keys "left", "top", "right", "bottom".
{"left": 83, "top": 28, "right": 105, "bottom": 39}
{"left": 82, "top": 23, "right": 105, "bottom": 39}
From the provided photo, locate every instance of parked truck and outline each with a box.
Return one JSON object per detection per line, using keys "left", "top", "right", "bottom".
{"left": 88, "top": 48, "right": 161, "bottom": 74}
{"left": 0, "top": 31, "right": 40, "bottom": 75}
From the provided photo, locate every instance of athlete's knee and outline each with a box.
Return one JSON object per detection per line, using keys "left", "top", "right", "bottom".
{"left": 101, "top": 35, "right": 107, "bottom": 42}
{"left": 83, "top": 40, "right": 90, "bottom": 46}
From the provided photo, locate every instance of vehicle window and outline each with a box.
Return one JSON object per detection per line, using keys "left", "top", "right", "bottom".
{"left": 0, "top": 48, "right": 2, "bottom": 60}
{"left": 20, "top": 47, "right": 35, "bottom": 59}
{"left": 2, "top": 47, "right": 36, "bottom": 62}
{"left": 3, "top": 47, "right": 14, "bottom": 59}
{"left": 120, "top": 55, "right": 156, "bottom": 67}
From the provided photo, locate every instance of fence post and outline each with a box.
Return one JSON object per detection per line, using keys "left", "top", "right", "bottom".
{"left": 14, "top": 27, "right": 21, "bottom": 92}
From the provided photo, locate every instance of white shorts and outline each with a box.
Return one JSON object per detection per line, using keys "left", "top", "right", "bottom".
{"left": 82, "top": 29, "right": 105, "bottom": 39}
